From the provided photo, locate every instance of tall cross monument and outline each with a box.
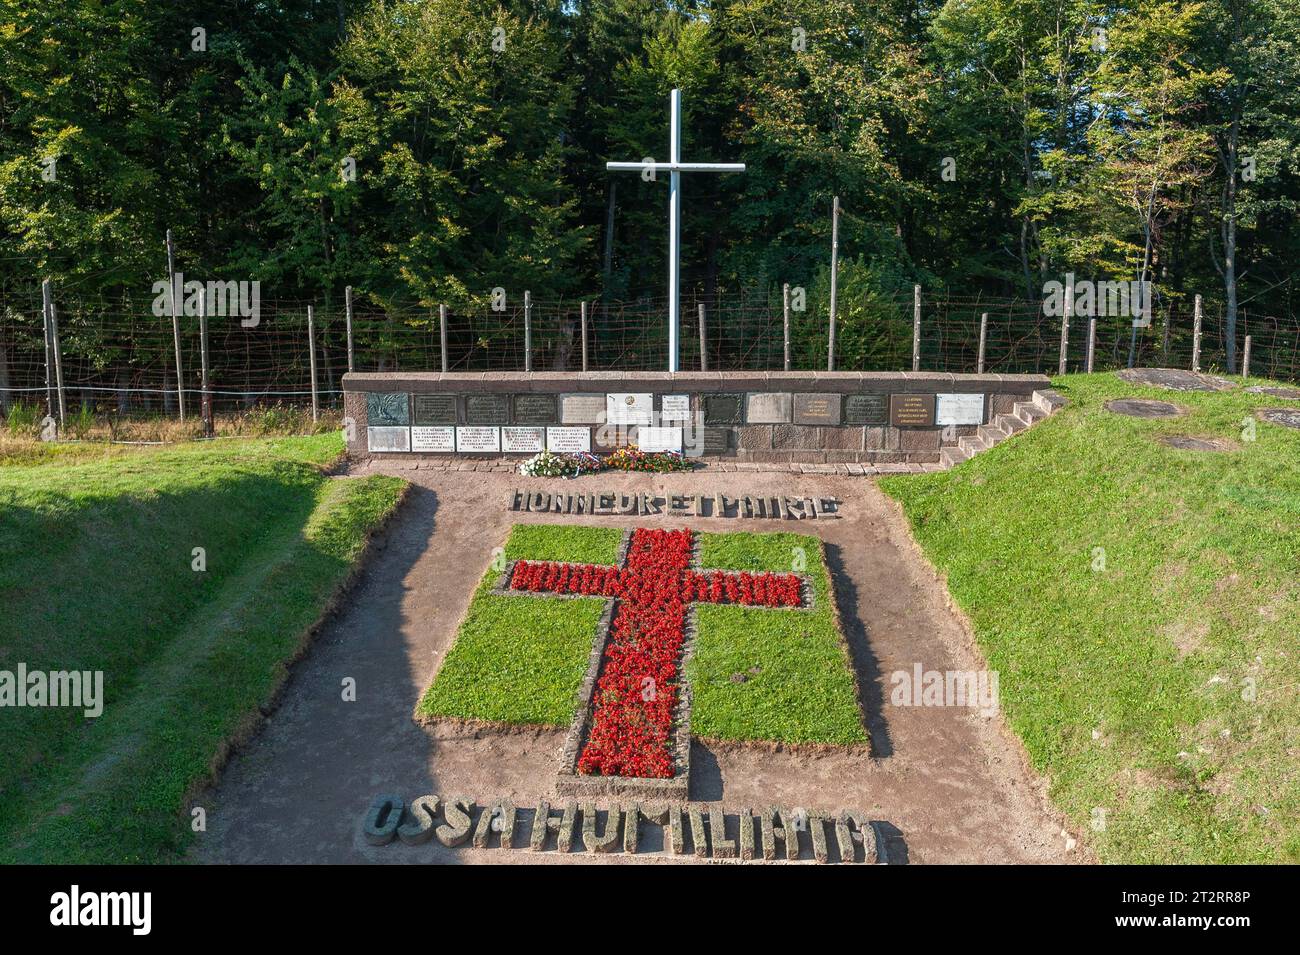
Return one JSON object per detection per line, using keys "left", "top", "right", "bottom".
{"left": 607, "top": 89, "right": 745, "bottom": 372}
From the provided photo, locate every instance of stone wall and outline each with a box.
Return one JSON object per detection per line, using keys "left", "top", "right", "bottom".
{"left": 341, "top": 370, "right": 1051, "bottom": 466}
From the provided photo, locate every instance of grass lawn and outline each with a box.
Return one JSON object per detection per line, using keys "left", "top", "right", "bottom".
{"left": 879, "top": 372, "right": 1300, "bottom": 864}
{"left": 0, "top": 433, "right": 405, "bottom": 863}
{"left": 690, "top": 531, "right": 866, "bottom": 745}
{"left": 418, "top": 524, "right": 866, "bottom": 746}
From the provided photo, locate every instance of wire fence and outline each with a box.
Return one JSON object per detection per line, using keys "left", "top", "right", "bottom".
{"left": 1, "top": 285, "right": 1296, "bottom": 419}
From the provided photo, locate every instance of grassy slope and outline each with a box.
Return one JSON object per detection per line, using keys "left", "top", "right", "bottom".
{"left": 0, "top": 434, "right": 405, "bottom": 863}
{"left": 880, "top": 373, "right": 1300, "bottom": 864}
{"left": 691, "top": 531, "right": 866, "bottom": 745}
{"left": 420, "top": 524, "right": 866, "bottom": 746}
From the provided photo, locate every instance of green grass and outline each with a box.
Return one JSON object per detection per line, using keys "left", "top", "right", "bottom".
{"left": 0, "top": 433, "right": 405, "bottom": 863}
{"left": 419, "top": 524, "right": 867, "bottom": 746}
{"left": 418, "top": 524, "right": 615, "bottom": 725}
{"left": 690, "top": 531, "right": 866, "bottom": 745}
{"left": 879, "top": 372, "right": 1300, "bottom": 864}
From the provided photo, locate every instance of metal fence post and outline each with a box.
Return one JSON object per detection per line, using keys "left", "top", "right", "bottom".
{"left": 200, "top": 287, "right": 212, "bottom": 435}
{"left": 1242, "top": 334, "right": 1252, "bottom": 378}
{"left": 783, "top": 283, "right": 792, "bottom": 371}
{"left": 698, "top": 303, "right": 708, "bottom": 372}
{"left": 1086, "top": 317, "right": 1097, "bottom": 373}
{"left": 1191, "top": 295, "right": 1203, "bottom": 372}
{"left": 523, "top": 290, "right": 532, "bottom": 372}
{"left": 827, "top": 196, "right": 840, "bottom": 372}
{"left": 307, "top": 305, "right": 319, "bottom": 423}
{"left": 911, "top": 284, "right": 921, "bottom": 371}
{"left": 580, "top": 301, "right": 589, "bottom": 372}
{"left": 345, "top": 285, "right": 355, "bottom": 373}
{"left": 439, "top": 304, "right": 448, "bottom": 373}
{"left": 977, "top": 312, "right": 988, "bottom": 374}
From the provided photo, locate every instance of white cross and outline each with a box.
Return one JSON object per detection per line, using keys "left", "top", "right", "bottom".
{"left": 607, "top": 89, "right": 745, "bottom": 372}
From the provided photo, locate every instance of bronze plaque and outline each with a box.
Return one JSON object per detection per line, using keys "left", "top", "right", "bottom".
{"left": 889, "top": 393, "right": 936, "bottom": 427}
{"left": 512, "top": 393, "right": 557, "bottom": 426}
{"left": 412, "top": 394, "right": 457, "bottom": 426}
{"left": 465, "top": 394, "right": 509, "bottom": 425}
{"left": 844, "top": 394, "right": 888, "bottom": 425}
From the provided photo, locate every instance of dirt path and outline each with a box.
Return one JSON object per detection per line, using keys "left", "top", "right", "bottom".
{"left": 192, "top": 465, "right": 1088, "bottom": 864}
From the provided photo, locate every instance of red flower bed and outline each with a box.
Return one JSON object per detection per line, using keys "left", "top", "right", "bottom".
{"left": 507, "top": 530, "right": 805, "bottom": 779}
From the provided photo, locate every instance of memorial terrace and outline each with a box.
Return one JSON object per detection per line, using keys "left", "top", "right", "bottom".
{"left": 342, "top": 370, "right": 1051, "bottom": 467}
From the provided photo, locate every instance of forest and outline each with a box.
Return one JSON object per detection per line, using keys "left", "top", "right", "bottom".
{"left": 0, "top": 0, "right": 1297, "bottom": 384}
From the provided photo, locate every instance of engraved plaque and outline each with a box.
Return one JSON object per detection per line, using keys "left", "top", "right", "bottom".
{"left": 889, "top": 393, "right": 936, "bottom": 427}
{"left": 660, "top": 394, "right": 691, "bottom": 422}
{"left": 455, "top": 426, "right": 501, "bottom": 452}
{"left": 702, "top": 428, "right": 729, "bottom": 455}
{"left": 464, "top": 394, "right": 509, "bottom": 425}
{"left": 638, "top": 426, "right": 683, "bottom": 453}
{"left": 367, "top": 392, "right": 409, "bottom": 426}
{"left": 501, "top": 426, "right": 544, "bottom": 453}
{"left": 367, "top": 426, "right": 410, "bottom": 452}
{"left": 844, "top": 394, "right": 888, "bottom": 425}
{"left": 935, "top": 393, "right": 985, "bottom": 426}
{"left": 512, "top": 394, "right": 557, "bottom": 426}
{"left": 745, "top": 392, "right": 793, "bottom": 424}
{"left": 560, "top": 393, "right": 606, "bottom": 424}
{"left": 702, "top": 393, "right": 743, "bottom": 425}
{"left": 411, "top": 426, "right": 454, "bottom": 452}
{"left": 793, "top": 393, "right": 841, "bottom": 425}
{"left": 546, "top": 427, "right": 591, "bottom": 453}
{"left": 412, "top": 393, "right": 457, "bottom": 426}
{"left": 607, "top": 393, "right": 653, "bottom": 425}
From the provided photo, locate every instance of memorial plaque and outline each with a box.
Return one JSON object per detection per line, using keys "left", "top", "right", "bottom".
{"left": 889, "top": 393, "right": 936, "bottom": 427}
{"left": 412, "top": 393, "right": 457, "bottom": 426}
{"left": 560, "top": 393, "right": 606, "bottom": 424}
{"left": 455, "top": 426, "right": 501, "bottom": 453}
{"left": 501, "top": 426, "right": 544, "bottom": 453}
{"left": 843, "top": 394, "right": 888, "bottom": 425}
{"left": 367, "top": 392, "right": 409, "bottom": 426}
{"left": 702, "top": 428, "right": 729, "bottom": 455}
{"left": 745, "top": 392, "right": 792, "bottom": 424}
{"left": 702, "top": 393, "right": 743, "bottom": 425}
{"left": 660, "top": 394, "right": 691, "bottom": 422}
{"left": 465, "top": 394, "right": 510, "bottom": 425}
{"left": 607, "top": 393, "right": 653, "bottom": 425}
{"left": 638, "top": 426, "right": 683, "bottom": 453}
{"left": 546, "top": 427, "right": 591, "bottom": 453}
{"left": 367, "top": 426, "right": 410, "bottom": 452}
{"left": 411, "top": 426, "right": 455, "bottom": 452}
{"left": 512, "top": 394, "right": 557, "bottom": 426}
{"left": 793, "top": 393, "right": 842, "bottom": 425}
{"left": 935, "top": 393, "right": 985, "bottom": 426}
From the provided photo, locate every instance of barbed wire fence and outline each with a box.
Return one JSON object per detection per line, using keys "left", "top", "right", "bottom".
{"left": 0, "top": 282, "right": 1296, "bottom": 428}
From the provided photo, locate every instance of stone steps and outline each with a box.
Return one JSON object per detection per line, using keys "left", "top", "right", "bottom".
{"left": 936, "top": 388, "right": 1066, "bottom": 471}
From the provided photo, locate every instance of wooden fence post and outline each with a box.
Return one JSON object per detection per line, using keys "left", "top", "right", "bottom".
{"left": 345, "top": 285, "right": 355, "bottom": 373}
{"left": 783, "top": 284, "right": 792, "bottom": 371}
{"left": 1086, "top": 317, "right": 1097, "bottom": 373}
{"left": 41, "top": 278, "right": 54, "bottom": 419}
{"left": 581, "top": 301, "right": 589, "bottom": 372}
{"left": 200, "top": 287, "right": 212, "bottom": 435}
{"left": 439, "top": 304, "right": 448, "bottom": 373}
{"left": 1058, "top": 275, "right": 1072, "bottom": 376}
{"left": 166, "top": 229, "right": 185, "bottom": 421}
{"left": 1242, "top": 334, "right": 1252, "bottom": 378}
{"left": 977, "top": 312, "right": 988, "bottom": 374}
{"left": 523, "top": 290, "right": 532, "bottom": 373}
{"left": 45, "top": 280, "right": 66, "bottom": 430}
{"left": 1191, "top": 295, "right": 1203, "bottom": 372}
{"left": 698, "top": 303, "right": 708, "bottom": 372}
{"left": 307, "top": 305, "right": 319, "bottom": 424}
{"left": 911, "top": 284, "right": 921, "bottom": 371}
